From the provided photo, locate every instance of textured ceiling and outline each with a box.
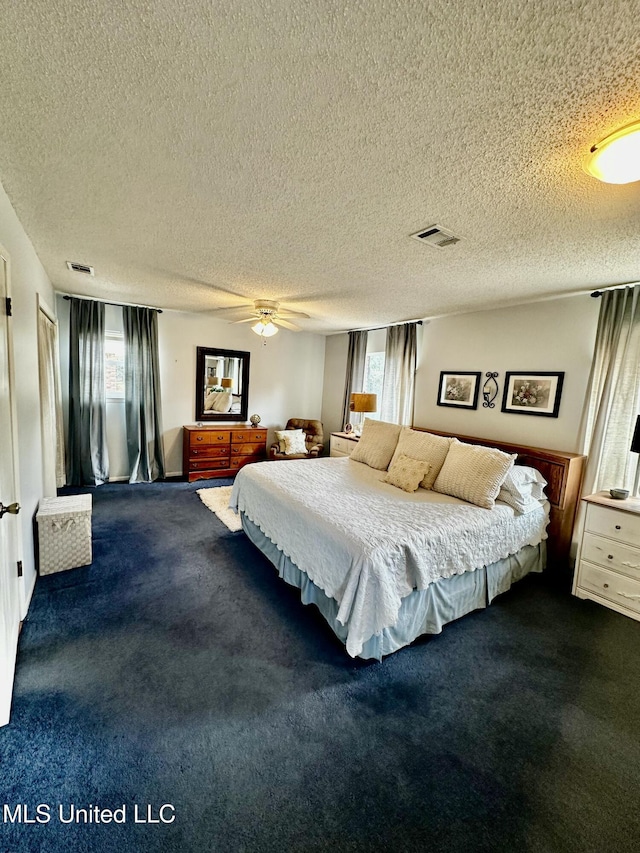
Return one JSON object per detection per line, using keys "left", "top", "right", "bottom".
{"left": 0, "top": 0, "right": 639, "bottom": 333}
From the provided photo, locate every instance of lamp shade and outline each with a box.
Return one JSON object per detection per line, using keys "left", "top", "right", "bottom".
{"left": 631, "top": 415, "right": 640, "bottom": 453}
{"left": 221, "top": 377, "right": 233, "bottom": 389}
{"left": 252, "top": 320, "right": 278, "bottom": 337}
{"left": 350, "top": 393, "right": 377, "bottom": 413}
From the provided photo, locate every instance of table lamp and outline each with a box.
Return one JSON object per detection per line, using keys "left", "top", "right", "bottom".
{"left": 349, "top": 393, "right": 377, "bottom": 436}
{"left": 221, "top": 377, "right": 233, "bottom": 390}
{"left": 631, "top": 415, "right": 640, "bottom": 496}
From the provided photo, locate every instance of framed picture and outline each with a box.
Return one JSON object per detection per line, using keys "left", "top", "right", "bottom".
{"left": 437, "top": 371, "right": 481, "bottom": 409}
{"left": 501, "top": 371, "right": 564, "bottom": 418}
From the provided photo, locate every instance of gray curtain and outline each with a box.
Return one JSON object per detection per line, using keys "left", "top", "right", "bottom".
{"left": 380, "top": 322, "right": 417, "bottom": 426}
{"left": 123, "top": 306, "right": 166, "bottom": 483}
{"left": 579, "top": 286, "right": 640, "bottom": 494}
{"left": 341, "top": 330, "right": 368, "bottom": 430}
{"left": 67, "top": 298, "right": 109, "bottom": 486}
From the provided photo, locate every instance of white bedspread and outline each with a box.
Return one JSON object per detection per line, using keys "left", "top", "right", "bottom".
{"left": 230, "top": 457, "right": 548, "bottom": 657}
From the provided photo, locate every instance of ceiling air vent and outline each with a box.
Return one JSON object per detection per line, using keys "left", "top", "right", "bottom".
{"left": 66, "top": 261, "right": 94, "bottom": 275}
{"left": 410, "top": 225, "right": 461, "bottom": 249}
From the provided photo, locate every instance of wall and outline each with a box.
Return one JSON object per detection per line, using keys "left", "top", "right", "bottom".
{"left": 323, "top": 295, "right": 600, "bottom": 454}
{"left": 0, "top": 180, "right": 56, "bottom": 616}
{"left": 57, "top": 301, "right": 327, "bottom": 478}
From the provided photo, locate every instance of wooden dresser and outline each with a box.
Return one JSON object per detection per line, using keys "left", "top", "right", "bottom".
{"left": 183, "top": 425, "right": 268, "bottom": 482}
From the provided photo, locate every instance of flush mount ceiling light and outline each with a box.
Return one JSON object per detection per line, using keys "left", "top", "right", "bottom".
{"left": 585, "top": 120, "right": 640, "bottom": 184}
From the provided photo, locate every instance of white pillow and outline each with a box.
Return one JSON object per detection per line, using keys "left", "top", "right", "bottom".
{"left": 433, "top": 439, "right": 516, "bottom": 509}
{"left": 349, "top": 419, "right": 402, "bottom": 470}
{"left": 211, "top": 390, "right": 232, "bottom": 412}
{"left": 498, "top": 465, "right": 547, "bottom": 513}
{"left": 388, "top": 428, "right": 452, "bottom": 490}
{"left": 384, "top": 453, "right": 431, "bottom": 493}
{"left": 275, "top": 428, "right": 307, "bottom": 455}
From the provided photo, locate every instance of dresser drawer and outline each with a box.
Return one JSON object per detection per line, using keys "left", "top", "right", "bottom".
{"left": 231, "top": 442, "right": 265, "bottom": 457}
{"left": 189, "top": 445, "right": 230, "bottom": 459}
{"left": 577, "top": 562, "right": 640, "bottom": 616}
{"left": 189, "top": 430, "right": 231, "bottom": 446}
{"left": 230, "top": 456, "right": 255, "bottom": 470}
{"left": 585, "top": 503, "right": 640, "bottom": 547}
{"left": 189, "top": 458, "right": 230, "bottom": 471}
{"left": 581, "top": 532, "right": 640, "bottom": 581}
{"left": 232, "top": 429, "right": 267, "bottom": 443}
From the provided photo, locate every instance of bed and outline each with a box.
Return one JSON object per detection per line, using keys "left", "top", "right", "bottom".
{"left": 229, "top": 427, "right": 586, "bottom": 660}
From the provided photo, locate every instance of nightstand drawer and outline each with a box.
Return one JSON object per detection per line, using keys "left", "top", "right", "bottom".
{"left": 581, "top": 533, "right": 640, "bottom": 581}
{"left": 585, "top": 503, "right": 640, "bottom": 547}
{"left": 578, "top": 562, "right": 640, "bottom": 616}
{"left": 330, "top": 435, "right": 358, "bottom": 457}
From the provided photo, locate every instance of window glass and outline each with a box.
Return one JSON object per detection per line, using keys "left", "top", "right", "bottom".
{"left": 363, "top": 352, "right": 384, "bottom": 420}
{"left": 105, "top": 332, "right": 125, "bottom": 399}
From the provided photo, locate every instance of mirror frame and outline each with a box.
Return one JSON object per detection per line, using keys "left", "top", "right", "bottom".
{"left": 195, "top": 346, "right": 250, "bottom": 422}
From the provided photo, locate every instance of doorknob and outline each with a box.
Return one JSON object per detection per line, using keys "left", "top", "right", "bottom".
{"left": 0, "top": 501, "right": 20, "bottom": 519}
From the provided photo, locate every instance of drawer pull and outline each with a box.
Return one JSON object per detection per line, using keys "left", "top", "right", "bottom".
{"left": 603, "top": 583, "right": 609, "bottom": 589}
{"left": 617, "top": 591, "right": 640, "bottom": 600}
{"left": 196, "top": 436, "right": 204, "bottom": 441}
{"left": 621, "top": 561, "right": 640, "bottom": 569}
{"left": 607, "top": 554, "right": 613, "bottom": 560}
{"left": 615, "top": 525, "right": 621, "bottom": 530}
{"left": 218, "top": 435, "right": 225, "bottom": 440}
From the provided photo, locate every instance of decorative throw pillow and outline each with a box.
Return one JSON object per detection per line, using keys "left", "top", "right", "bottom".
{"left": 432, "top": 439, "right": 516, "bottom": 509}
{"left": 384, "top": 453, "right": 431, "bottom": 493}
{"left": 275, "top": 428, "right": 307, "bottom": 455}
{"left": 349, "top": 418, "right": 402, "bottom": 470}
{"left": 388, "top": 428, "right": 452, "bottom": 490}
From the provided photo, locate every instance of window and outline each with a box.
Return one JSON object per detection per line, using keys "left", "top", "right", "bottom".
{"left": 363, "top": 351, "right": 384, "bottom": 420}
{"left": 105, "top": 331, "right": 125, "bottom": 399}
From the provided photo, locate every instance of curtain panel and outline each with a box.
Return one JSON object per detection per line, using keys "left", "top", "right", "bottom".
{"left": 67, "top": 298, "right": 109, "bottom": 486}
{"left": 123, "top": 306, "right": 166, "bottom": 483}
{"left": 380, "top": 322, "right": 417, "bottom": 426}
{"left": 341, "top": 330, "right": 368, "bottom": 431}
{"left": 579, "top": 285, "right": 640, "bottom": 494}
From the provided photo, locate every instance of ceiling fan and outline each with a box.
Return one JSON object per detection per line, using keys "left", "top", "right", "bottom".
{"left": 212, "top": 299, "right": 310, "bottom": 337}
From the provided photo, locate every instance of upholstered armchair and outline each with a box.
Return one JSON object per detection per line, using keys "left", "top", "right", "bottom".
{"left": 270, "top": 418, "right": 324, "bottom": 460}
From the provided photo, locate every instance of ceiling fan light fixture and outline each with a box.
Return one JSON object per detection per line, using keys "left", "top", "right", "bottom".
{"left": 585, "top": 120, "right": 640, "bottom": 184}
{"left": 252, "top": 319, "right": 279, "bottom": 337}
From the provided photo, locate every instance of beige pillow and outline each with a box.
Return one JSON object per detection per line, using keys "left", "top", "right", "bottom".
{"left": 388, "top": 428, "right": 452, "bottom": 490}
{"left": 275, "top": 428, "right": 306, "bottom": 455}
{"left": 384, "top": 453, "right": 431, "bottom": 493}
{"left": 349, "top": 418, "right": 402, "bottom": 470}
{"left": 432, "top": 439, "right": 516, "bottom": 509}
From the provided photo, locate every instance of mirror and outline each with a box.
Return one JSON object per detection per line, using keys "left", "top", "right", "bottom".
{"left": 195, "top": 346, "right": 250, "bottom": 422}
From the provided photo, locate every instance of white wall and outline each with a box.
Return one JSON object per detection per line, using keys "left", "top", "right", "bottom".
{"left": 323, "top": 295, "right": 600, "bottom": 454}
{"left": 0, "top": 180, "right": 56, "bottom": 616}
{"left": 57, "top": 302, "right": 327, "bottom": 478}
{"left": 160, "top": 311, "right": 326, "bottom": 475}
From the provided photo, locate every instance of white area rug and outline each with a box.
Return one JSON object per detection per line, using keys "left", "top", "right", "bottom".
{"left": 197, "top": 486, "right": 242, "bottom": 532}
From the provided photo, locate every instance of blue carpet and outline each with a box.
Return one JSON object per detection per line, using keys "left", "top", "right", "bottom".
{"left": 1, "top": 480, "right": 640, "bottom": 852}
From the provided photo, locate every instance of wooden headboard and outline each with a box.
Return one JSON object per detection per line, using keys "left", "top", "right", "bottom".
{"left": 414, "top": 427, "right": 586, "bottom": 569}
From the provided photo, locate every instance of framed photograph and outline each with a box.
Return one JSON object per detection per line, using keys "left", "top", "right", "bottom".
{"left": 437, "top": 371, "right": 481, "bottom": 409}
{"left": 501, "top": 371, "right": 564, "bottom": 418}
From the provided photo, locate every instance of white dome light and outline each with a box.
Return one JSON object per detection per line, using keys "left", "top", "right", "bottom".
{"left": 585, "top": 120, "right": 640, "bottom": 184}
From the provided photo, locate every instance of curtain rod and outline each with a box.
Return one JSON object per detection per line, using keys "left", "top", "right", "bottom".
{"left": 61, "top": 293, "right": 163, "bottom": 313}
{"left": 349, "top": 319, "right": 424, "bottom": 333}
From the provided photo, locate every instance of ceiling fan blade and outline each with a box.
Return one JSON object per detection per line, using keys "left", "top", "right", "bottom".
{"left": 275, "top": 317, "right": 302, "bottom": 331}
{"left": 209, "top": 303, "right": 254, "bottom": 316}
{"left": 230, "top": 317, "right": 258, "bottom": 325}
{"left": 274, "top": 308, "right": 310, "bottom": 318}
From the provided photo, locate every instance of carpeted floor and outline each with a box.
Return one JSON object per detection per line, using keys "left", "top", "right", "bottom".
{"left": 1, "top": 479, "right": 640, "bottom": 853}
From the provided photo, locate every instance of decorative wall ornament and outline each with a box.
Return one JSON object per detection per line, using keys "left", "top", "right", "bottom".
{"left": 482, "top": 372, "right": 499, "bottom": 408}
{"left": 437, "top": 371, "right": 481, "bottom": 410}
{"left": 501, "top": 371, "right": 565, "bottom": 418}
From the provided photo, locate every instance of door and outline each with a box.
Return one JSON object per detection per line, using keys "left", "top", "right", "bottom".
{"left": 0, "top": 250, "right": 21, "bottom": 726}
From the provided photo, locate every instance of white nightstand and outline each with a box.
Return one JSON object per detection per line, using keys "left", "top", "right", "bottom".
{"left": 330, "top": 432, "right": 359, "bottom": 458}
{"left": 573, "top": 492, "right": 640, "bottom": 623}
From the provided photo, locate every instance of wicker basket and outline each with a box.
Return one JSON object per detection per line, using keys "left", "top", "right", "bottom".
{"left": 36, "top": 495, "right": 93, "bottom": 575}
